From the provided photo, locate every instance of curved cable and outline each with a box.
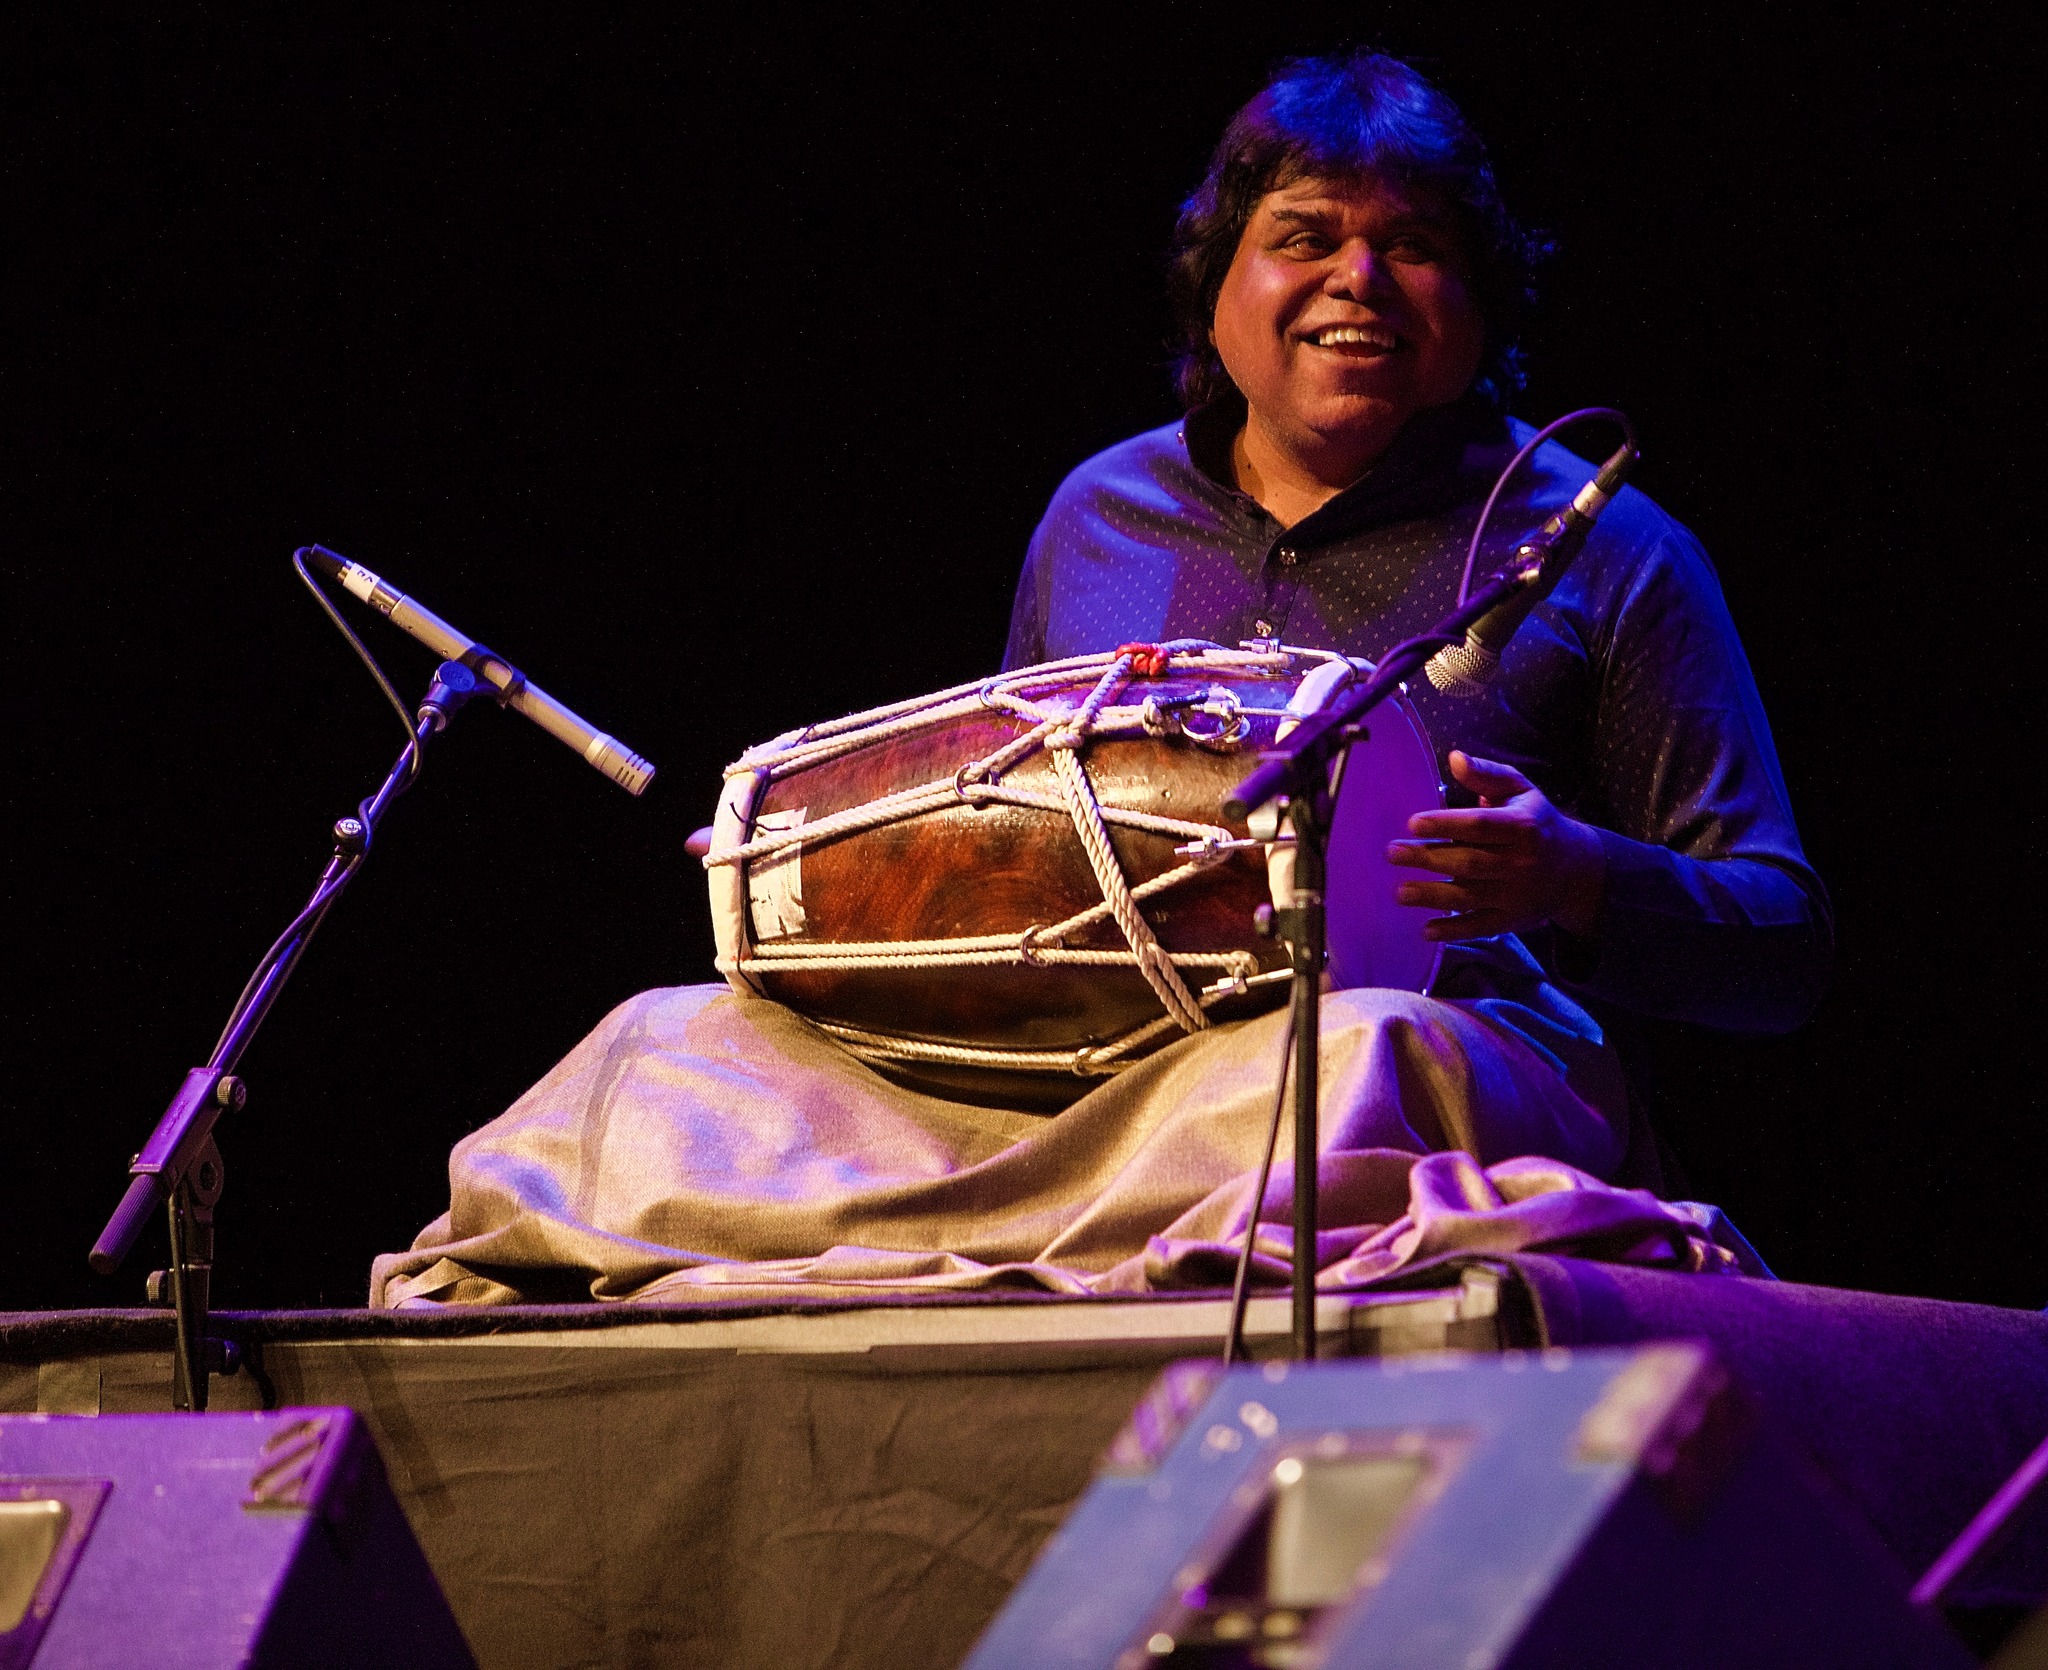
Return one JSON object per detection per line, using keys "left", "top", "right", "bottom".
{"left": 207, "top": 552, "right": 436, "bottom": 1063}
{"left": 208, "top": 856, "right": 364, "bottom": 1063}
{"left": 293, "top": 548, "right": 420, "bottom": 748}
{"left": 1457, "top": 406, "right": 1640, "bottom": 604}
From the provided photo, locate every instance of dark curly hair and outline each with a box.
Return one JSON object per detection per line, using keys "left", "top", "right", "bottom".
{"left": 1168, "top": 51, "right": 1550, "bottom": 411}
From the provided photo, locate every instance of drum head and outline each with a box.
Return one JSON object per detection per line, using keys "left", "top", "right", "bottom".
{"left": 1269, "top": 659, "right": 1445, "bottom": 997}
{"left": 1323, "top": 692, "right": 1446, "bottom": 995}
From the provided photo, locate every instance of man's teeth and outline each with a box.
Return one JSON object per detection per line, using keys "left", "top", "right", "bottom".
{"left": 1312, "top": 327, "right": 1396, "bottom": 348}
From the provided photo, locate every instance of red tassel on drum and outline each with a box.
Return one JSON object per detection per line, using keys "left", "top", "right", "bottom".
{"left": 1117, "top": 642, "right": 1173, "bottom": 677}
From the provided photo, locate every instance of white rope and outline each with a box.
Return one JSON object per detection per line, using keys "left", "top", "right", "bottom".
{"left": 821, "top": 1026, "right": 1125, "bottom": 1076}
{"left": 710, "top": 641, "right": 1345, "bottom": 1072}
{"left": 723, "top": 946, "right": 1259, "bottom": 973}
{"left": 715, "top": 857, "right": 1254, "bottom": 982}
{"left": 816, "top": 1001, "right": 1208, "bottom": 1079}
{"left": 715, "top": 779, "right": 1228, "bottom": 870}
{"left": 1034, "top": 856, "right": 1227, "bottom": 945}
{"left": 1042, "top": 654, "right": 1207, "bottom": 1030}
{"left": 726, "top": 643, "right": 1298, "bottom": 778}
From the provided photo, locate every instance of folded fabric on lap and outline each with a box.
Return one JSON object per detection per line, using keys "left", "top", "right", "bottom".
{"left": 371, "top": 984, "right": 1764, "bottom": 1308}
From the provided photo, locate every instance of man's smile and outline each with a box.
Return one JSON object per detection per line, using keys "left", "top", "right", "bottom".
{"left": 1300, "top": 322, "right": 1401, "bottom": 356}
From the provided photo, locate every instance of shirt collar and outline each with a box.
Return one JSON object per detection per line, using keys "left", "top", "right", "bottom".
{"left": 1182, "top": 387, "right": 1508, "bottom": 545}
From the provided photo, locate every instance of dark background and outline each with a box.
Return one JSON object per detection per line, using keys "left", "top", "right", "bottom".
{"left": 5, "top": 6, "right": 2039, "bottom": 1311}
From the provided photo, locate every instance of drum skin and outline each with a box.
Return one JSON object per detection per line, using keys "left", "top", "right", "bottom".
{"left": 713, "top": 660, "right": 1443, "bottom": 1106}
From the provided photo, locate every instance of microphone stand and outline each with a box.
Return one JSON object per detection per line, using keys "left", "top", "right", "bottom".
{"left": 1228, "top": 554, "right": 1548, "bottom": 1362}
{"left": 89, "top": 661, "right": 488, "bottom": 1411}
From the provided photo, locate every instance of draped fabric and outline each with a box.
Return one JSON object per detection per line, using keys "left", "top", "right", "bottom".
{"left": 371, "top": 985, "right": 1761, "bottom": 1308}
{"left": 376, "top": 403, "right": 1813, "bottom": 1308}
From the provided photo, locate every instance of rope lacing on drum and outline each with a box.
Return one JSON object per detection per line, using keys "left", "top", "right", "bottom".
{"left": 1043, "top": 647, "right": 1206, "bottom": 1032}
{"left": 705, "top": 640, "right": 1346, "bottom": 1076}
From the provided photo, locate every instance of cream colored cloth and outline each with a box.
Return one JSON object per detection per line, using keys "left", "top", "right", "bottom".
{"left": 372, "top": 983, "right": 1752, "bottom": 1308}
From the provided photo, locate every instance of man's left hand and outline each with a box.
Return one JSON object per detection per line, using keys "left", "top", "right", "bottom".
{"left": 1386, "top": 751, "right": 1606, "bottom": 942}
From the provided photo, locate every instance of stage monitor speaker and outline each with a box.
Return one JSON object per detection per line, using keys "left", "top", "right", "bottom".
{"left": 0, "top": 1406, "right": 474, "bottom": 1670}
{"left": 965, "top": 1344, "right": 1974, "bottom": 1670}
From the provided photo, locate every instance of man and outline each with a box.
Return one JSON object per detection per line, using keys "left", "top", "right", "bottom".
{"left": 374, "top": 51, "right": 1822, "bottom": 1306}
{"left": 1006, "top": 50, "right": 1831, "bottom": 1187}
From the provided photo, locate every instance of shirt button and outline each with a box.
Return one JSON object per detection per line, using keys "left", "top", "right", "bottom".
{"left": 1254, "top": 619, "right": 1275, "bottom": 638}
{"left": 1276, "top": 545, "right": 1298, "bottom": 566}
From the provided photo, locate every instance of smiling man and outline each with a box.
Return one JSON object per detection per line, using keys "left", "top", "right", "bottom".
{"left": 1006, "top": 50, "right": 1833, "bottom": 1187}
{"left": 1216, "top": 175, "right": 1485, "bottom": 522}
{"left": 374, "top": 51, "right": 1833, "bottom": 1311}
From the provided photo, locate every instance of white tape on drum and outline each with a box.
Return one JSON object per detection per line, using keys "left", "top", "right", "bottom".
{"left": 746, "top": 807, "right": 808, "bottom": 941}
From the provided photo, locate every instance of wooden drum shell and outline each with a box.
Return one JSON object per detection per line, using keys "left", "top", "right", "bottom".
{"left": 708, "top": 657, "right": 1443, "bottom": 1106}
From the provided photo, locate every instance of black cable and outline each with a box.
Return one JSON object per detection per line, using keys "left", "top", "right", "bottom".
{"left": 292, "top": 547, "right": 419, "bottom": 748}
{"left": 165, "top": 1195, "right": 199, "bottom": 1407}
{"left": 207, "top": 554, "right": 430, "bottom": 1063}
{"left": 1223, "top": 1009, "right": 1294, "bottom": 1365}
{"left": 208, "top": 858, "right": 362, "bottom": 1064}
{"left": 1456, "top": 406, "right": 1640, "bottom": 605}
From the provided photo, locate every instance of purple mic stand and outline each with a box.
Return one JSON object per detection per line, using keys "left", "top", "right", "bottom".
{"left": 89, "top": 661, "right": 487, "bottom": 1410}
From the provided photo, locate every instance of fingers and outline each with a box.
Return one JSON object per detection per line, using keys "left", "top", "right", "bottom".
{"left": 1385, "top": 839, "right": 1449, "bottom": 871}
{"left": 1395, "top": 871, "right": 1544, "bottom": 939}
{"left": 1400, "top": 889, "right": 1531, "bottom": 942}
{"left": 1394, "top": 878, "right": 1479, "bottom": 911}
{"left": 1392, "top": 752, "right": 1552, "bottom": 941}
{"left": 1447, "top": 750, "right": 1534, "bottom": 803}
{"left": 1387, "top": 840, "right": 1530, "bottom": 878}
{"left": 1402, "top": 808, "right": 1535, "bottom": 844}
{"left": 1391, "top": 876, "right": 1515, "bottom": 939}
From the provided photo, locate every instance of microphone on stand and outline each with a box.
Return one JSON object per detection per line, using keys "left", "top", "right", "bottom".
{"left": 1425, "top": 439, "right": 1639, "bottom": 697}
{"left": 301, "top": 545, "right": 656, "bottom": 795}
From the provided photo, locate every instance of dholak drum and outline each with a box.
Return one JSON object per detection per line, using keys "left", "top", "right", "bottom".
{"left": 705, "top": 642, "right": 1443, "bottom": 1107}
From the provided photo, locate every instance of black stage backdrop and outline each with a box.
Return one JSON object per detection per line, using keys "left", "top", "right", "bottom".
{"left": 5, "top": 7, "right": 2040, "bottom": 1311}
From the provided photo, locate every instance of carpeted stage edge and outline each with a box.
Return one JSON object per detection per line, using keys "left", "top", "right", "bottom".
{"left": 3, "top": 1255, "right": 2044, "bottom": 1670}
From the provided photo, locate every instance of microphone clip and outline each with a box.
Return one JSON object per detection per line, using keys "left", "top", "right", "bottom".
{"left": 420, "top": 660, "right": 490, "bottom": 732}
{"left": 457, "top": 643, "right": 528, "bottom": 705}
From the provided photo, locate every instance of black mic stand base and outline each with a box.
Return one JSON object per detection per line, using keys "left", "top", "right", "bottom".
{"left": 149, "top": 1139, "right": 239, "bottom": 1412}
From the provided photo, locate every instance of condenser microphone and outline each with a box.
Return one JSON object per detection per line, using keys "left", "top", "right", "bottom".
{"left": 1426, "top": 440, "right": 1639, "bottom": 697}
{"left": 301, "top": 545, "right": 656, "bottom": 795}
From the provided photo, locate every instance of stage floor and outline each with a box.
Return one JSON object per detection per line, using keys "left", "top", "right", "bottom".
{"left": 2, "top": 1271, "right": 1504, "bottom": 1670}
{"left": 4, "top": 1257, "right": 2043, "bottom": 1670}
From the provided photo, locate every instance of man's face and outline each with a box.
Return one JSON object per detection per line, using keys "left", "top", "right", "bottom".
{"left": 1211, "top": 174, "right": 1486, "bottom": 475}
